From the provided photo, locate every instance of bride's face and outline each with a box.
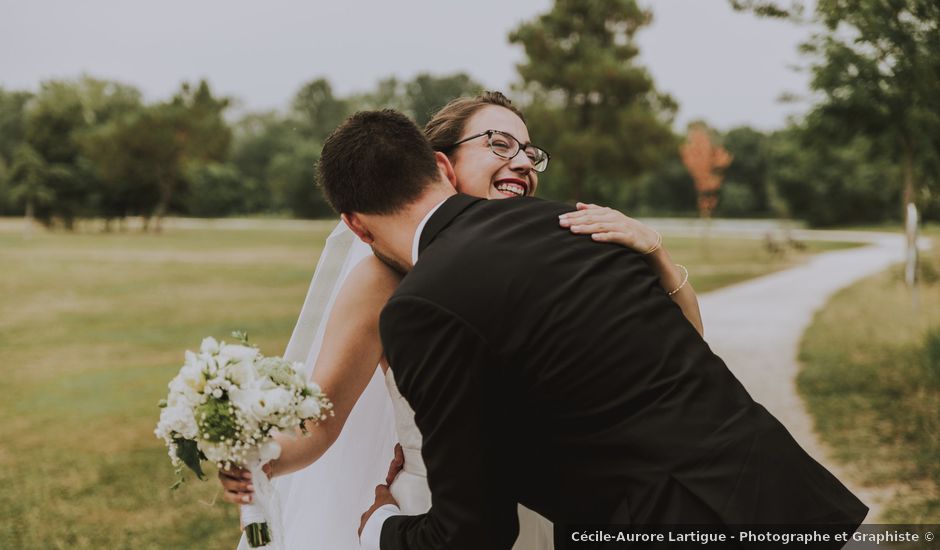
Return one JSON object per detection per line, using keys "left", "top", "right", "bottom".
{"left": 450, "top": 106, "right": 539, "bottom": 200}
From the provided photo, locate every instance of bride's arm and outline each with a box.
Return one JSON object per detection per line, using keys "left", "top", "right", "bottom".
{"left": 272, "top": 255, "right": 400, "bottom": 477}
{"left": 559, "top": 202, "right": 704, "bottom": 336}
{"left": 220, "top": 255, "right": 400, "bottom": 504}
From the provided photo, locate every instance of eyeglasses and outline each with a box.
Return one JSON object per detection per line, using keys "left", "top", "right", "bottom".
{"left": 442, "top": 130, "right": 551, "bottom": 173}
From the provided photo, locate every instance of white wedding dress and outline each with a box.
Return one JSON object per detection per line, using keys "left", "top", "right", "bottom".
{"left": 236, "top": 223, "right": 552, "bottom": 549}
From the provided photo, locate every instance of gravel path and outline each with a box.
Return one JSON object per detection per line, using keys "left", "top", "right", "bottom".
{"left": 697, "top": 231, "right": 906, "bottom": 522}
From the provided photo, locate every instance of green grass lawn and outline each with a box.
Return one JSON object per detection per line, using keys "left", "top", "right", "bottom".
{"left": 0, "top": 218, "right": 864, "bottom": 548}
{"left": 798, "top": 230, "right": 940, "bottom": 523}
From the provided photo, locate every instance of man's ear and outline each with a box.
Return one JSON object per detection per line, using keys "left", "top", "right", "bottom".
{"left": 434, "top": 151, "right": 458, "bottom": 191}
{"left": 341, "top": 212, "right": 374, "bottom": 245}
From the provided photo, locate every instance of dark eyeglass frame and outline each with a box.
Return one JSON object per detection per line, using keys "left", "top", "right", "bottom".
{"left": 440, "top": 130, "right": 551, "bottom": 173}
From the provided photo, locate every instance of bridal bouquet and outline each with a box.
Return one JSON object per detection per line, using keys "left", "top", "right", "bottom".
{"left": 155, "top": 332, "right": 333, "bottom": 548}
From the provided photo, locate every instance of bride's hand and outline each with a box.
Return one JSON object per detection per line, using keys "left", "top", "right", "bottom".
{"left": 218, "top": 462, "right": 275, "bottom": 507}
{"left": 559, "top": 202, "right": 660, "bottom": 252}
{"left": 219, "top": 467, "right": 255, "bottom": 505}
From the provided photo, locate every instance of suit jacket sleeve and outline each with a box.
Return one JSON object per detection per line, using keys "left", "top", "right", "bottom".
{"left": 378, "top": 295, "right": 519, "bottom": 550}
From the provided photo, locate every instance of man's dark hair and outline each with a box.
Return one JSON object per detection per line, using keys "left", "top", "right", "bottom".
{"left": 317, "top": 109, "right": 440, "bottom": 215}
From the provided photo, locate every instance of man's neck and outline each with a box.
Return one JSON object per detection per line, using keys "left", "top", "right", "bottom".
{"left": 372, "top": 186, "right": 455, "bottom": 270}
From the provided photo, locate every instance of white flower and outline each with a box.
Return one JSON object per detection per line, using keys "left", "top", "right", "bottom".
{"left": 178, "top": 362, "right": 207, "bottom": 394}
{"left": 221, "top": 344, "right": 259, "bottom": 364}
{"left": 229, "top": 387, "right": 264, "bottom": 421}
{"left": 200, "top": 441, "right": 227, "bottom": 463}
{"left": 223, "top": 359, "right": 254, "bottom": 388}
{"left": 257, "top": 376, "right": 278, "bottom": 391}
{"left": 200, "top": 337, "right": 220, "bottom": 355}
{"left": 298, "top": 397, "right": 321, "bottom": 419}
{"left": 157, "top": 403, "right": 198, "bottom": 440}
{"left": 259, "top": 387, "right": 292, "bottom": 418}
{"left": 259, "top": 439, "right": 281, "bottom": 463}
{"left": 157, "top": 335, "right": 335, "bottom": 480}
{"left": 168, "top": 376, "right": 201, "bottom": 406}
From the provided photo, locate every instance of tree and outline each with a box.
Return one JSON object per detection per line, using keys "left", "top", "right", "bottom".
{"left": 718, "top": 127, "right": 774, "bottom": 217}
{"left": 0, "top": 88, "right": 32, "bottom": 168}
{"left": 348, "top": 76, "right": 410, "bottom": 114}
{"left": 680, "top": 123, "right": 733, "bottom": 220}
{"left": 23, "top": 76, "right": 142, "bottom": 229}
{"left": 81, "top": 107, "right": 171, "bottom": 228}
{"left": 0, "top": 87, "right": 32, "bottom": 215}
{"left": 509, "top": 0, "right": 677, "bottom": 204}
{"left": 733, "top": 0, "right": 940, "bottom": 272}
{"left": 348, "top": 73, "right": 484, "bottom": 126}
{"left": 291, "top": 79, "right": 350, "bottom": 142}
{"left": 405, "top": 73, "right": 483, "bottom": 127}
{"left": 635, "top": 157, "right": 698, "bottom": 216}
{"left": 230, "top": 111, "right": 298, "bottom": 213}
{"left": 680, "top": 123, "right": 732, "bottom": 254}
{"left": 7, "top": 144, "right": 53, "bottom": 236}
{"left": 766, "top": 126, "right": 900, "bottom": 227}
{"left": 184, "top": 162, "right": 258, "bottom": 217}
{"left": 268, "top": 141, "right": 333, "bottom": 219}
{"left": 81, "top": 80, "right": 232, "bottom": 230}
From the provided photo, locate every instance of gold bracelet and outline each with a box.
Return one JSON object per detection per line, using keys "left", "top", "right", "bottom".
{"left": 643, "top": 231, "right": 663, "bottom": 255}
{"left": 667, "top": 264, "right": 689, "bottom": 296}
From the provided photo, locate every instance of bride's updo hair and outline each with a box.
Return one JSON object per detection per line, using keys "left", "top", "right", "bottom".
{"left": 425, "top": 91, "right": 526, "bottom": 159}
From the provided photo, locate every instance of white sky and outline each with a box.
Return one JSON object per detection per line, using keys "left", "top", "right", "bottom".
{"left": 0, "top": 0, "right": 815, "bottom": 131}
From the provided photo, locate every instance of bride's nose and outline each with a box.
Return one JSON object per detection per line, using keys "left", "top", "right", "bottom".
{"left": 509, "top": 151, "right": 534, "bottom": 174}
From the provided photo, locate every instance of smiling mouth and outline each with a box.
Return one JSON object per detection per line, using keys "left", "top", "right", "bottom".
{"left": 494, "top": 180, "right": 528, "bottom": 197}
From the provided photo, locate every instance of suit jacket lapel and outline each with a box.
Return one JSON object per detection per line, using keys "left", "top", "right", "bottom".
{"left": 418, "top": 193, "right": 483, "bottom": 255}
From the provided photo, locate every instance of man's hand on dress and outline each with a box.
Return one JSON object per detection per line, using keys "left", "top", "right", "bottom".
{"left": 359, "top": 484, "right": 399, "bottom": 539}
{"left": 385, "top": 443, "right": 404, "bottom": 485}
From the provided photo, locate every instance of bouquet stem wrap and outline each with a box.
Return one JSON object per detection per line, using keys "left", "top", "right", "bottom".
{"left": 240, "top": 462, "right": 284, "bottom": 549}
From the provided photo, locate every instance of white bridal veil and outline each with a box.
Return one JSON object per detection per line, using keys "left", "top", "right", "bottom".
{"left": 237, "top": 222, "right": 398, "bottom": 550}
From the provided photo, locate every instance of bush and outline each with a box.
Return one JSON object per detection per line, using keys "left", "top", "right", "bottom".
{"left": 183, "top": 163, "right": 259, "bottom": 217}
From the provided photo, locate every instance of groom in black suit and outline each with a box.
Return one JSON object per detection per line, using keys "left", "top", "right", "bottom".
{"left": 319, "top": 110, "right": 867, "bottom": 550}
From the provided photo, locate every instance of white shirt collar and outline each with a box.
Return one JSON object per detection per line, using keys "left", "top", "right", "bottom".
{"left": 411, "top": 198, "right": 449, "bottom": 265}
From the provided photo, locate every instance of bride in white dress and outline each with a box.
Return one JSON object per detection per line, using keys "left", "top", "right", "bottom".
{"left": 221, "top": 92, "right": 704, "bottom": 549}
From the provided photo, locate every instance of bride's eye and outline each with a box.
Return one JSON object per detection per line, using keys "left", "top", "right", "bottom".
{"left": 490, "top": 137, "right": 512, "bottom": 154}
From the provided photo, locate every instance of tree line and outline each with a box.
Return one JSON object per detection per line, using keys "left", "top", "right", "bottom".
{"left": 0, "top": 0, "right": 936, "bottom": 229}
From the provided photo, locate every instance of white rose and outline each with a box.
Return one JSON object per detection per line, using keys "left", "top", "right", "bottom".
{"left": 221, "top": 344, "right": 259, "bottom": 364}
{"left": 200, "top": 337, "right": 220, "bottom": 355}
{"left": 256, "top": 387, "right": 292, "bottom": 421}
{"left": 192, "top": 354, "right": 218, "bottom": 379}
{"left": 178, "top": 363, "right": 207, "bottom": 394}
{"left": 165, "top": 386, "right": 196, "bottom": 409}
{"left": 257, "top": 376, "right": 278, "bottom": 391}
{"left": 224, "top": 361, "right": 255, "bottom": 388}
{"left": 298, "top": 397, "right": 321, "bottom": 419}
{"left": 229, "top": 387, "right": 263, "bottom": 421}
{"left": 168, "top": 377, "right": 200, "bottom": 405}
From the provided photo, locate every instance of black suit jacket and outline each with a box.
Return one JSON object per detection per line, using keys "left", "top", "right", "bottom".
{"left": 378, "top": 194, "right": 867, "bottom": 549}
